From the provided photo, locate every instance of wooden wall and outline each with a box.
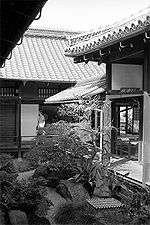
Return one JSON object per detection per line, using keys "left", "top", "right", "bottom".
{"left": 0, "top": 79, "right": 75, "bottom": 154}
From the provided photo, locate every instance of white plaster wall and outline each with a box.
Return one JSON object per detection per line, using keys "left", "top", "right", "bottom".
{"left": 112, "top": 64, "right": 143, "bottom": 90}
{"left": 21, "top": 104, "right": 39, "bottom": 141}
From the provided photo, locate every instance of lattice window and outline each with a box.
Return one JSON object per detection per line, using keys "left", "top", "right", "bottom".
{"left": 38, "top": 88, "right": 59, "bottom": 98}
{"left": 0, "top": 87, "right": 18, "bottom": 96}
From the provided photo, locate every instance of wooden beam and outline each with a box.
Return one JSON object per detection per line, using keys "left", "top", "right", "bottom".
{"left": 105, "top": 45, "right": 144, "bottom": 64}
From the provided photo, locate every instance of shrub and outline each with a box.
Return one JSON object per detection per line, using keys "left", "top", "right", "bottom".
{"left": 13, "top": 159, "right": 33, "bottom": 173}
{"left": 0, "top": 153, "right": 16, "bottom": 174}
{"left": 32, "top": 162, "right": 79, "bottom": 188}
{"left": 54, "top": 201, "right": 102, "bottom": 225}
{"left": 28, "top": 214, "right": 51, "bottom": 225}
{"left": 33, "top": 164, "right": 60, "bottom": 188}
{"left": 0, "top": 163, "right": 52, "bottom": 221}
{"left": 0, "top": 153, "right": 13, "bottom": 166}
{"left": 3, "top": 177, "right": 52, "bottom": 217}
{"left": 24, "top": 121, "right": 92, "bottom": 172}
{"left": 56, "top": 103, "right": 84, "bottom": 123}
{"left": 59, "top": 164, "right": 78, "bottom": 180}
{"left": 0, "top": 154, "right": 52, "bottom": 225}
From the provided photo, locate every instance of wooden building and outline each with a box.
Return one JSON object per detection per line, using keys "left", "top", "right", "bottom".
{"left": 65, "top": 7, "right": 150, "bottom": 184}
{"left": 0, "top": 28, "right": 104, "bottom": 156}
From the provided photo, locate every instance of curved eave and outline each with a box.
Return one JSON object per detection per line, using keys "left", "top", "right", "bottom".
{"left": 65, "top": 26, "right": 150, "bottom": 58}
{"left": 0, "top": 0, "right": 47, "bottom": 68}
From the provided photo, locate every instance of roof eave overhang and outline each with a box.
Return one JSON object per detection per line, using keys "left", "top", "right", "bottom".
{"left": 65, "top": 27, "right": 150, "bottom": 59}
{"left": 0, "top": 0, "right": 48, "bottom": 68}
{"left": 45, "top": 99, "right": 80, "bottom": 104}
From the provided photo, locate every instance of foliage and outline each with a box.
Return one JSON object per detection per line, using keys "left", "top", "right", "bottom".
{"left": 0, "top": 154, "right": 52, "bottom": 221}
{"left": 54, "top": 201, "right": 102, "bottom": 225}
{"left": 24, "top": 121, "right": 92, "bottom": 171}
{"left": 33, "top": 164, "right": 60, "bottom": 188}
{"left": 55, "top": 95, "right": 104, "bottom": 123}
{"left": 1, "top": 176, "right": 52, "bottom": 217}
{"left": 28, "top": 214, "right": 51, "bottom": 225}
{"left": 0, "top": 153, "right": 17, "bottom": 174}
{"left": 24, "top": 97, "right": 114, "bottom": 199}
{"left": 56, "top": 103, "right": 85, "bottom": 123}
{"left": 107, "top": 171, "right": 150, "bottom": 224}
{"left": 0, "top": 153, "right": 13, "bottom": 166}
{"left": 127, "top": 186, "right": 150, "bottom": 224}
{"left": 13, "top": 159, "right": 34, "bottom": 173}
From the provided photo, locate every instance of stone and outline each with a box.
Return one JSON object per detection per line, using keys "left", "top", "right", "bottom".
{"left": 33, "top": 165, "right": 49, "bottom": 178}
{"left": 8, "top": 210, "right": 28, "bottom": 225}
{"left": 60, "top": 180, "right": 90, "bottom": 201}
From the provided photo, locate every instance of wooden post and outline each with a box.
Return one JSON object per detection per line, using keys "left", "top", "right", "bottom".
{"left": 106, "top": 63, "right": 112, "bottom": 93}
{"left": 17, "top": 97, "right": 22, "bottom": 158}
{"left": 111, "top": 102, "right": 117, "bottom": 154}
{"left": 142, "top": 41, "right": 150, "bottom": 184}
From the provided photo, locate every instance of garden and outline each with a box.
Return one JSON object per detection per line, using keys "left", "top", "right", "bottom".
{"left": 0, "top": 98, "right": 150, "bottom": 225}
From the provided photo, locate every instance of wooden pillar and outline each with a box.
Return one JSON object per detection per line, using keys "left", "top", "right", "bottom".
{"left": 142, "top": 92, "right": 150, "bottom": 184}
{"left": 106, "top": 63, "right": 113, "bottom": 155}
{"left": 106, "top": 63, "right": 112, "bottom": 93}
{"left": 143, "top": 41, "right": 150, "bottom": 184}
{"left": 17, "top": 97, "right": 22, "bottom": 158}
{"left": 143, "top": 41, "right": 150, "bottom": 91}
{"left": 111, "top": 102, "right": 116, "bottom": 154}
{"left": 139, "top": 97, "right": 143, "bottom": 141}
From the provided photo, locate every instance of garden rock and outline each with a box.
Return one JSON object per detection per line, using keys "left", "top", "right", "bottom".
{"left": 35, "top": 176, "right": 48, "bottom": 186}
{"left": 33, "top": 165, "right": 49, "bottom": 178}
{"left": 8, "top": 210, "right": 28, "bottom": 225}
{"left": 60, "top": 180, "right": 90, "bottom": 201}
{"left": 56, "top": 183, "right": 72, "bottom": 201}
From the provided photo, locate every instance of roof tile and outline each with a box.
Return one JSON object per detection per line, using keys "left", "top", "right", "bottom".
{"left": 0, "top": 29, "right": 105, "bottom": 82}
{"left": 66, "top": 6, "right": 150, "bottom": 57}
{"left": 45, "top": 75, "right": 106, "bottom": 104}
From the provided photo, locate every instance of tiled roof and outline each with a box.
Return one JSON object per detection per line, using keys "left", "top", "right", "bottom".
{"left": 0, "top": 28, "right": 105, "bottom": 82}
{"left": 65, "top": 6, "right": 150, "bottom": 57}
{"left": 45, "top": 74, "right": 105, "bottom": 104}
